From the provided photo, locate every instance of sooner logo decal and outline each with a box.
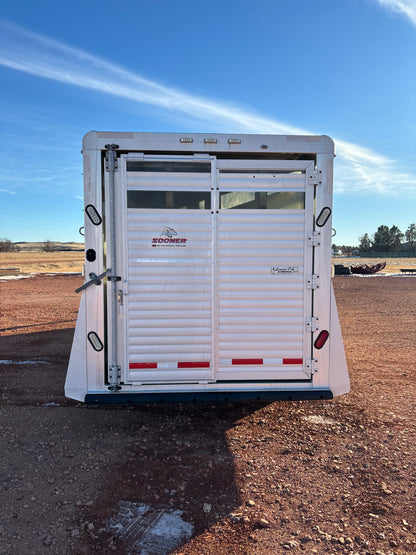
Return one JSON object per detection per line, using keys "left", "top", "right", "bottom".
{"left": 152, "top": 227, "right": 187, "bottom": 247}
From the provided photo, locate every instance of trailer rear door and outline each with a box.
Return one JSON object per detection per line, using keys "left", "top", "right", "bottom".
{"left": 113, "top": 155, "right": 315, "bottom": 384}
{"left": 215, "top": 160, "right": 313, "bottom": 382}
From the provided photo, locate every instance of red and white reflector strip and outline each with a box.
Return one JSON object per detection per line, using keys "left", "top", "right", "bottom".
{"left": 129, "top": 362, "right": 210, "bottom": 370}
{"left": 130, "top": 359, "right": 304, "bottom": 370}
{"left": 221, "top": 358, "right": 303, "bottom": 366}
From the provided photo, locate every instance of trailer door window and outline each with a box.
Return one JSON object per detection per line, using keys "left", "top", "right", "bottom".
{"left": 220, "top": 191, "right": 305, "bottom": 210}
{"left": 127, "top": 190, "right": 211, "bottom": 209}
{"left": 127, "top": 161, "right": 211, "bottom": 173}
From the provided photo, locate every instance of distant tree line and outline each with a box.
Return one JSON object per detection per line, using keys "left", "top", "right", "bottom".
{"left": 0, "top": 238, "right": 56, "bottom": 252}
{"left": 0, "top": 238, "right": 20, "bottom": 252}
{"left": 358, "top": 224, "right": 416, "bottom": 254}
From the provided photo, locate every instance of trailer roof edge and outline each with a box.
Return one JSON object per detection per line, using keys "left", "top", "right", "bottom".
{"left": 82, "top": 131, "right": 334, "bottom": 155}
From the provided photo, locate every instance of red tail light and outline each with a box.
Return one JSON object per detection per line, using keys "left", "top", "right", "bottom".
{"left": 314, "top": 330, "right": 329, "bottom": 350}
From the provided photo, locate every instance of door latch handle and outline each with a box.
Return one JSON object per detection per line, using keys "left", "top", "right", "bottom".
{"left": 75, "top": 269, "right": 112, "bottom": 293}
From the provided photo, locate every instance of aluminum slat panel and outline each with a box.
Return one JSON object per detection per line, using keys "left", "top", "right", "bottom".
{"left": 126, "top": 210, "right": 213, "bottom": 380}
{"left": 130, "top": 320, "right": 211, "bottom": 328}
{"left": 129, "top": 335, "right": 211, "bottom": 346}
{"left": 129, "top": 301, "right": 210, "bottom": 310}
{"left": 220, "top": 301, "right": 304, "bottom": 309}
{"left": 220, "top": 325, "right": 302, "bottom": 334}
{"left": 217, "top": 211, "right": 306, "bottom": 367}
{"left": 130, "top": 328, "right": 212, "bottom": 337}
{"left": 220, "top": 316, "right": 301, "bottom": 325}
{"left": 129, "top": 345, "right": 211, "bottom": 355}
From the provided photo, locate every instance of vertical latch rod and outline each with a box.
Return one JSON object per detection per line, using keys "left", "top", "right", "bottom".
{"left": 105, "top": 144, "right": 121, "bottom": 391}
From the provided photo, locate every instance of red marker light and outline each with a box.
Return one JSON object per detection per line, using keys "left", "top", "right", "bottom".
{"left": 314, "top": 330, "right": 329, "bottom": 350}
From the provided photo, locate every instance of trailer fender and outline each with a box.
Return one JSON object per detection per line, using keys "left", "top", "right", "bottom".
{"left": 329, "top": 283, "right": 350, "bottom": 396}
{"left": 65, "top": 291, "right": 87, "bottom": 402}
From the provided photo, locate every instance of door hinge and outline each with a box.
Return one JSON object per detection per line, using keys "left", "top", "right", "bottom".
{"left": 306, "top": 316, "right": 320, "bottom": 332}
{"left": 105, "top": 144, "right": 119, "bottom": 172}
{"left": 108, "top": 365, "right": 121, "bottom": 391}
{"left": 306, "top": 358, "right": 318, "bottom": 376}
{"left": 308, "top": 169, "right": 323, "bottom": 186}
{"left": 307, "top": 274, "right": 320, "bottom": 290}
{"left": 308, "top": 231, "right": 321, "bottom": 247}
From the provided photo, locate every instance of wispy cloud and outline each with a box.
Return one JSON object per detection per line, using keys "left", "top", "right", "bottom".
{"left": 375, "top": 0, "right": 416, "bottom": 26}
{"left": 0, "top": 189, "right": 17, "bottom": 195}
{"left": 1, "top": 19, "right": 415, "bottom": 196}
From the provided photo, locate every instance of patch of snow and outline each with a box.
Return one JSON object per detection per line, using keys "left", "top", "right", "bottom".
{"left": 302, "top": 415, "right": 338, "bottom": 426}
{"left": 203, "top": 503, "right": 212, "bottom": 514}
{"left": 44, "top": 272, "right": 82, "bottom": 276}
{"left": 106, "top": 501, "right": 193, "bottom": 555}
{"left": 0, "top": 360, "right": 49, "bottom": 365}
{"left": 0, "top": 274, "right": 34, "bottom": 281}
{"left": 0, "top": 272, "right": 82, "bottom": 281}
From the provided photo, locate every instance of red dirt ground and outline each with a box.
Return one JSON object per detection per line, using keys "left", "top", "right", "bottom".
{"left": 0, "top": 274, "right": 415, "bottom": 554}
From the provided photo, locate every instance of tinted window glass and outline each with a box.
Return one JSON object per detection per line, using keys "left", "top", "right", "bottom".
{"left": 127, "top": 190, "right": 211, "bottom": 209}
{"left": 127, "top": 161, "right": 211, "bottom": 173}
{"left": 220, "top": 191, "right": 305, "bottom": 209}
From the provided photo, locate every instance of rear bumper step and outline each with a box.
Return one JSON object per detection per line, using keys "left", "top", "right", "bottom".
{"left": 85, "top": 389, "right": 333, "bottom": 404}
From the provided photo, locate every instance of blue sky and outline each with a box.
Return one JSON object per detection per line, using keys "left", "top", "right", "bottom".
{"left": 0, "top": 0, "right": 415, "bottom": 246}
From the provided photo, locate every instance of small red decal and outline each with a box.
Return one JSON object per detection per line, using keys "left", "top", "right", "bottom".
{"left": 129, "top": 362, "right": 158, "bottom": 369}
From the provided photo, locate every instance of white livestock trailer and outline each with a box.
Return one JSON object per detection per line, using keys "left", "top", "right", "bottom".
{"left": 65, "top": 132, "right": 349, "bottom": 403}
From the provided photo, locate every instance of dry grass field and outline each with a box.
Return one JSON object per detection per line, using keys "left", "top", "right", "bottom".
{"left": 1, "top": 244, "right": 415, "bottom": 276}
{"left": 0, "top": 243, "right": 84, "bottom": 274}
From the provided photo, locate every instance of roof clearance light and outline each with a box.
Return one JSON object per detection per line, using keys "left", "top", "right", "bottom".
{"left": 180, "top": 137, "right": 193, "bottom": 143}
{"left": 85, "top": 204, "right": 102, "bottom": 226}
{"left": 314, "top": 330, "right": 329, "bottom": 350}
{"left": 204, "top": 138, "right": 218, "bottom": 144}
{"left": 88, "top": 331, "right": 104, "bottom": 352}
{"left": 228, "top": 138, "right": 241, "bottom": 144}
{"left": 316, "top": 206, "right": 332, "bottom": 227}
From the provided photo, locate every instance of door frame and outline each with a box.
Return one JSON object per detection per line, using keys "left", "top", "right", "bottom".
{"left": 108, "top": 154, "right": 316, "bottom": 385}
